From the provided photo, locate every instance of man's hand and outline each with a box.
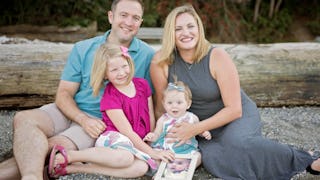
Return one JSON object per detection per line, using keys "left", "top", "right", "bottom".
{"left": 78, "top": 116, "right": 106, "bottom": 138}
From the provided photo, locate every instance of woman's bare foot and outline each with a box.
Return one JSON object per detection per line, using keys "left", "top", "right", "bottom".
{"left": 311, "top": 158, "right": 320, "bottom": 173}
{"left": 306, "top": 151, "right": 320, "bottom": 175}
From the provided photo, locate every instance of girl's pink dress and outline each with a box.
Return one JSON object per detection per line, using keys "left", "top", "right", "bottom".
{"left": 96, "top": 78, "right": 156, "bottom": 169}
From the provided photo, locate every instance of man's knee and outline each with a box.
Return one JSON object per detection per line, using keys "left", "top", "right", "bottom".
{"left": 48, "top": 135, "right": 78, "bottom": 151}
{"left": 13, "top": 109, "right": 54, "bottom": 136}
{"left": 13, "top": 110, "right": 34, "bottom": 128}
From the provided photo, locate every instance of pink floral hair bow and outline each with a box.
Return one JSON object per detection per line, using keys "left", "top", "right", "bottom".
{"left": 120, "top": 46, "right": 131, "bottom": 59}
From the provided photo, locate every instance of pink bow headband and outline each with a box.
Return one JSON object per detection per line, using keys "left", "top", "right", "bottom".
{"left": 120, "top": 46, "right": 131, "bottom": 59}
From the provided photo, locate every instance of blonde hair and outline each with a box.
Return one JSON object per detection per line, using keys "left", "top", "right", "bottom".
{"left": 163, "top": 77, "right": 192, "bottom": 105}
{"left": 90, "top": 43, "right": 135, "bottom": 96}
{"left": 158, "top": 4, "right": 211, "bottom": 65}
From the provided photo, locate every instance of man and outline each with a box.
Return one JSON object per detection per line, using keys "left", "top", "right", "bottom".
{"left": 0, "top": 0, "right": 154, "bottom": 179}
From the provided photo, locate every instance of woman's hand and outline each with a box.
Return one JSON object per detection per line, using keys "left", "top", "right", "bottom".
{"left": 150, "top": 149, "right": 174, "bottom": 163}
{"left": 167, "top": 122, "right": 197, "bottom": 147}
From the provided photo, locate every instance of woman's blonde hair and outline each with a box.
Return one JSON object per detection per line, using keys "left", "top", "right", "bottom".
{"left": 158, "top": 4, "right": 211, "bottom": 65}
{"left": 90, "top": 43, "right": 135, "bottom": 96}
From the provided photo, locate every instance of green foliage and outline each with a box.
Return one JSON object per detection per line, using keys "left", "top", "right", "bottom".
{"left": 244, "top": 6, "right": 292, "bottom": 43}
{"left": 307, "top": 21, "right": 320, "bottom": 36}
{"left": 141, "top": 0, "right": 160, "bottom": 27}
{"left": 0, "top": 0, "right": 319, "bottom": 42}
{"left": 0, "top": 0, "right": 109, "bottom": 30}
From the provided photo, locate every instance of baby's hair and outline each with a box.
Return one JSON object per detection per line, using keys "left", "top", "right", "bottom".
{"left": 90, "top": 43, "right": 135, "bottom": 96}
{"left": 164, "top": 76, "right": 192, "bottom": 103}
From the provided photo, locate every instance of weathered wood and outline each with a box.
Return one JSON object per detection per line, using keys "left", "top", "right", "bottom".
{"left": 0, "top": 42, "right": 72, "bottom": 108}
{"left": 0, "top": 41, "right": 319, "bottom": 109}
{"left": 0, "top": 22, "right": 97, "bottom": 43}
{"left": 219, "top": 43, "right": 320, "bottom": 107}
{"left": 136, "top": 27, "right": 163, "bottom": 40}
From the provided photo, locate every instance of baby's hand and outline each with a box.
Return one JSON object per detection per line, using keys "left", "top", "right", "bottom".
{"left": 143, "top": 132, "right": 157, "bottom": 142}
{"left": 202, "top": 131, "right": 212, "bottom": 140}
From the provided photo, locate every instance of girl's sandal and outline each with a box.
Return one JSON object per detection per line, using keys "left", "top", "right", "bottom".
{"left": 51, "top": 164, "right": 67, "bottom": 178}
{"left": 48, "top": 145, "right": 69, "bottom": 178}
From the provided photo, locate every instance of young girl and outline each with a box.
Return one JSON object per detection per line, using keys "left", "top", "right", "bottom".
{"left": 48, "top": 43, "right": 174, "bottom": 178}
{"left": 143, "top": 80, "right": 211, "bottom": 168}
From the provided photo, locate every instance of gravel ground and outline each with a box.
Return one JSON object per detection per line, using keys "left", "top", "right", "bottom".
{"left": 1, "top": 107, "right": 319, "bottom": 180}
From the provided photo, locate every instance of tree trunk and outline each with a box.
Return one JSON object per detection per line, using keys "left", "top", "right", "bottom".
{"left": 253, "top": 0, "right": 262, "bottom": 23}
{"left": 269, "top": 0, "right": 275, "bottom": 18}
{"left": 1, "top": 42, "right": 320, "bottom": 109}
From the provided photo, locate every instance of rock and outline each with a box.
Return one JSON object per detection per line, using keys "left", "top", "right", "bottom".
{"left": 1, "top": 107, "right": 319, "bottom": 179}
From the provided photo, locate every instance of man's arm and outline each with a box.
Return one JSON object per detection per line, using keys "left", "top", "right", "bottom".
{"left": 55, "top": 80, "right": 81, "bottom": 122}
{"left": 55, "top": 80, "right": 105, "bottom": 138}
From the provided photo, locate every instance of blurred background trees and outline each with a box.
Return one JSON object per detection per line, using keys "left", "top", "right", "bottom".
{"left": 0, "top": 0, "right": 319, "bottom": 43}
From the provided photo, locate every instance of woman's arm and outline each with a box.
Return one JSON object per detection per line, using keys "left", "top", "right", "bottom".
{"left": 148, "top": 96, "right": 156, "bottom": 131}
{"left": 150, "top": 51, "right": 168, "bottom": 119}
{"left": 197, "top": 47, "right": 242, "bottom": 131}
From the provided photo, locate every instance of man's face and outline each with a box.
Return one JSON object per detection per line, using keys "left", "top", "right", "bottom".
{"left": 108, "top": 0, "right": 143, "bottom": 44}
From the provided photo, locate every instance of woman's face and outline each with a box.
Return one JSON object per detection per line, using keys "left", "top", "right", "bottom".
{"left": 175, "top": 12, "right": 199, "bottom": 51}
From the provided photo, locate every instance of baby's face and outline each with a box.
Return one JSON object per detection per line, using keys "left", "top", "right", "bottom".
{"left": 167, "top": 158, "right": 191, "bottom": 173}
{"left": 163, "top": 90, "right": 189, "bottom": 118}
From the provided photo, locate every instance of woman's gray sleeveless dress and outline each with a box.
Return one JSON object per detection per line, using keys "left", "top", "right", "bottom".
{"left": 168, "top": 47, "right": 314, "bottom": 180}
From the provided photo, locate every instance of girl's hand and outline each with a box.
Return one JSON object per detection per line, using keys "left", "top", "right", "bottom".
{"left": 150, "top": 150, "right": 174, "bottom": 163}
{"left": 167, "top": 122, "right": 197, "bottom": 147}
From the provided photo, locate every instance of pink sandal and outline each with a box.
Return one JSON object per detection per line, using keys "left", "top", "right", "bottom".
{"left": 48, "top": 144, "right": 68, "bottom": 178}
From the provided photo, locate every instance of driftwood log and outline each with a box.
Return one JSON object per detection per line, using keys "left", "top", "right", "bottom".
{"left": 0, "top": 41, "right": 319, "bottom": 109}
{"left": 0, "top": 22, "right": 97, "bottom": 43}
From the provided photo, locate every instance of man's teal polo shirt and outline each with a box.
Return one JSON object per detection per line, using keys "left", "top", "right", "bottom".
{"left": 61, "top": 30, "right": 155, "bottom": 118}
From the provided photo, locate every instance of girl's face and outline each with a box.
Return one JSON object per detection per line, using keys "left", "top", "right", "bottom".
{"left": 163, "top": 90, "right": 190, "bottom": 118}
{"left": 175, "top": 12, "right": 199, "bottom": 51}
{"left": 106, "top": 56, "right": 130, "bottom": 87}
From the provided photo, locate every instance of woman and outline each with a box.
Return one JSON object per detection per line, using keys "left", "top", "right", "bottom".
{"left": 150, "top": 4, "right": 320, "bottom": 179}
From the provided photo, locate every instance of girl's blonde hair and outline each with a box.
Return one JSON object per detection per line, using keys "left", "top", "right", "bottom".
{"left": 163, "top": 76, "right": 192, "bottom": 105}
{"left": 158, "top": 4, "right": 211, "bottom": 66}
{"left": 90, "top": 43, "right": 135, "bottom": 96}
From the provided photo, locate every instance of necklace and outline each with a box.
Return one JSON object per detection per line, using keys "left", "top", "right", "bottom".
{"left": 184, "top": 61, "right": 193, "bottom": 70}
